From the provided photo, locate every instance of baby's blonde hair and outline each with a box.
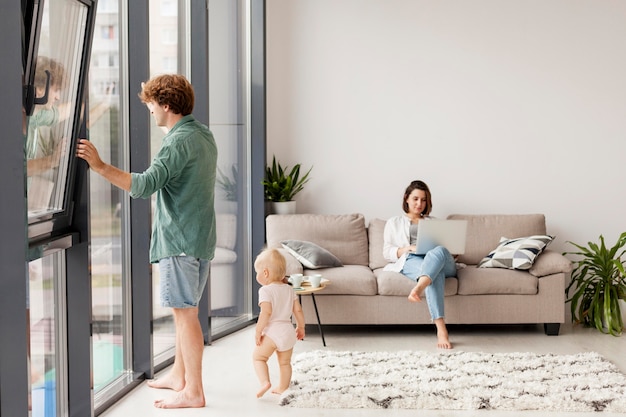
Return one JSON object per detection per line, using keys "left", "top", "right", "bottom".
{"left": 254, "top": 248, "right": 286, "bottom": 282}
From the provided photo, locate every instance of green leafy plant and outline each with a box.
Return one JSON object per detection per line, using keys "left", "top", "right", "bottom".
{"left": 216, "top": 164, "right": 237, "bottom": 201}
{"left": 564, "top": 232, "right": 626, "bottom": 336}
{"left": 262, "top": 155, "right": 312, "bottom": 202}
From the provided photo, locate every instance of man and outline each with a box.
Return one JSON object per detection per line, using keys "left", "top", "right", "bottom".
{"left": 77, "top": 74, "right": 217, "bottom": 409}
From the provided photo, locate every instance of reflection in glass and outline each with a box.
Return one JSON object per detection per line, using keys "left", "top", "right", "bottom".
{"left": 29, "top": 253, "right": 67, "bottom": 417}
{"left": 25, "top": 0, "right": 87, "bottom": 218}
{"left": 26, "top": 56, "right": 69, "bottom": 213}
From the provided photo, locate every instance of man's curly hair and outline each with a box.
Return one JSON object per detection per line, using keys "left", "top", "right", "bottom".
{"left": 138, "top": 74, "right": 194, "bottom": 115}
{"left": 35, "top": 56, "right": 66, "bottom": 90}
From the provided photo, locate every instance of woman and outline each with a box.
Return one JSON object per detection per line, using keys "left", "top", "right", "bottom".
{"left": 383, "top": 180, "right": 457, "bottom": 349}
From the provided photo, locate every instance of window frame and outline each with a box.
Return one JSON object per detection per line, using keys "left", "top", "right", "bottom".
{"left": 23, "top": 0, "right": 98, "bottom": 243}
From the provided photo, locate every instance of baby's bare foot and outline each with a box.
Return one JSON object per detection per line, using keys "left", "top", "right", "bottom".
{"left": 271, "top": 386, "right": 289, "bottom": 395}
{"left": 257, "top": 381, "right": 271, "bottom": 398}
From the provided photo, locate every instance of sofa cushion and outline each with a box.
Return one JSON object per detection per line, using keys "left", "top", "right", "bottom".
{"left": 375, "top": 269, "right": 458, "bottom": 296}
{"left": 266, "top": 213, "right": 369, "bottom": 266}
{"left": 447, "top": 214, "right": 547, "bottom": 265}
{"left": 211, "top": 247, "right": 237, "bottom": 264}
{"left": 368, "top": 218, "right": 388, "bottom": 270}
{"left": 528, "top": 249, "right": 573, "bottom": 277}
{"left": 457, "top": 266, "right": 538, "bottom": 295}
{"left": 478, "top": 235, "right": 554, "bottom": 270}
{"left": 216, "top": 213, "right": 237, "bottom": 250}
{"left": 281, "top": 240, "right": 343, "bottom": 269}
{"left": 304, "top": 265, "right": 377, "bottom": 295}
{"left": 212, "top": 214, "right": 238, "bottom": 265}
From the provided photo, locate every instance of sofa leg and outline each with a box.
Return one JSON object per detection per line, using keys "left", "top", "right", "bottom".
{"left": 544, "top": 323, "right": 560, "bottom": 336}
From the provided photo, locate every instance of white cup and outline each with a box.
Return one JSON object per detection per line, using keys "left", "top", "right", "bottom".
{"left": 309, "top": 274, "right": 322, "bottom": 288}
{"left": 290, "top": 274, "right": 303, "bottom": 288}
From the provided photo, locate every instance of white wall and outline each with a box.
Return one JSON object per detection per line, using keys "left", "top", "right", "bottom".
{"left": 266, "top": 0, "right": 626, "bottom": 253}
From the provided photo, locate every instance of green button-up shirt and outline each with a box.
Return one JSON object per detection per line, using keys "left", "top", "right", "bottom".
{"left": 130, "top": 115, "right": 217, "bottom": 263}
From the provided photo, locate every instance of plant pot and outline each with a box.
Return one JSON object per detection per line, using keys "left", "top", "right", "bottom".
{"left": 215, "top": 199, "right": 238, "bottom": 214}
{"left": 270, "top": 201, "right": 296, "bottom": 215}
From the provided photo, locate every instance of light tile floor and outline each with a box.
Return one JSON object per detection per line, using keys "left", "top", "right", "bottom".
{"left": 101, "top": 322, "right": 626, "bottom": 417}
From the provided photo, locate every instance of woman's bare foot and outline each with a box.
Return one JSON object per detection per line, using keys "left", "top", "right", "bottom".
{"left": 257, "top": 381, "right": 271, "bottom": 398}
{"left": 408, "top": 285, "right": 424, "bottom": 302}
{"left": 437, "top": 332, "right": 452, "bottom": 349}
{"left": 154, "top": 390, "right": 205, "bottom": 409}
{"left": 408, "top": 275, "right": 431, "bottom": 302}
{"left": 434, "top": 318, "right": 452, "bottom": 349}
{"left": 147, "top": 374, "right": 185, "bottom": 391}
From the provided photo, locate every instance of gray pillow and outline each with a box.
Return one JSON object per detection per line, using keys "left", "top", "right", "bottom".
{"left": 281, "top": 240, "right": 343, "bottom": 269}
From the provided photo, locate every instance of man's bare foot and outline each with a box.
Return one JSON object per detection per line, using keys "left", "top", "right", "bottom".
{"left": 154, "top": 390, "right": 205, "bottom": 409}
{"left": 147, "top": 375, "right": 185, "bottom": 391}
{"left": 257, "top": 381, "right": 271, "bottom": 398}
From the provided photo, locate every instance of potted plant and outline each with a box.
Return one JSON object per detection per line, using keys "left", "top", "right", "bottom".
{"left": 216, "top": 164, "right": 237, "bottom": 202}
{"left": 215, "top": 164, "right": 238, "bottom": 213}
{"left": 262, "top": 155, "right": 312, "bottom": 214}
{"left": 564, "top": 232, "right": 626, "bottom": 336}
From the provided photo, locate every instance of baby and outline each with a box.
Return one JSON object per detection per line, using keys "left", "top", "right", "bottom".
{"left": 252, "top": 248, "right": 305, "bottom": 397}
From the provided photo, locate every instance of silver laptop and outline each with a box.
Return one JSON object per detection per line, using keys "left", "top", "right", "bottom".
{"left": 414, "top": 219, "right": 467, "bottom": 255}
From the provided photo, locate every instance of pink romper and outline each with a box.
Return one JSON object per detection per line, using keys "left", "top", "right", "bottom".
{"left": 258, "top": 283, "right": 298, "bottom": 352}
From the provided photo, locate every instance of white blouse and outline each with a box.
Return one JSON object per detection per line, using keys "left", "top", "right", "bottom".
{"left": 382, "top": 215, "right": 433, "bottom": 272}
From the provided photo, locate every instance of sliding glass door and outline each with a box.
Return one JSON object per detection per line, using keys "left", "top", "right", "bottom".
{"left": 148, "top": 0, "right": 255, "bottom": 366}
{"left": 148, "top": 0, "right": 182, "bottom": 364}
{"left": 88, "top": 0, "right": 133, "bottom": 406}
{"left": 208, "top": 0, "right": 255, "bottom": 336}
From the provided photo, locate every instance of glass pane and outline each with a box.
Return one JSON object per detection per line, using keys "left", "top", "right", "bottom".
{"left": 149, "top": 0, "right": 179, "bottom": 362}
{"left": 25, "top": 0, "right": 88, "bottom": 219}
{"left": 29, "top": 253, "right": 67, "bottom": 417}
{"left": 88, "top": 0, "right": 129, "bottom": 396}
{"left": 209, "top": 0, "right": 253, "bottom": 334}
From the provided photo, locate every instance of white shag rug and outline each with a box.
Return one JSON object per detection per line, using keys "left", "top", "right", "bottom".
{"left": 280, "top": 350, "right": 626, "bottom": 412}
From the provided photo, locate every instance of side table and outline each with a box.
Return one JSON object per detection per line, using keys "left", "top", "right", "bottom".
{"left": 294, "top": 281, "right": 328, "bottom": 346}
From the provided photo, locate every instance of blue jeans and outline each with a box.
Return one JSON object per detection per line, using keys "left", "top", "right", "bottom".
{"left": 401, "top": 246, "right": 456, "bottom": 320}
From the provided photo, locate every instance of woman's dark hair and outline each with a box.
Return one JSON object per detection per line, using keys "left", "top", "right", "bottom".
{"left": 402, "top": 180, "right": 432, "bottom": 216}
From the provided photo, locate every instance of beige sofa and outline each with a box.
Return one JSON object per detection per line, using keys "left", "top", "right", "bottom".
{"left": 210, "top": 213, "right": 238, "bottom": 312}
{"left": 265, "top": 213, "right": 573, "bottom": 335}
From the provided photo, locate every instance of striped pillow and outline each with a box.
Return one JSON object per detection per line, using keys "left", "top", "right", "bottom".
{"left": 478, "top": 235, "right": 554, "bottom": 270}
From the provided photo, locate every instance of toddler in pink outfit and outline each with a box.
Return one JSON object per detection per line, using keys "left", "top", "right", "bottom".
{"left": 253, "top": 248, "right": 305, "bottom": 398}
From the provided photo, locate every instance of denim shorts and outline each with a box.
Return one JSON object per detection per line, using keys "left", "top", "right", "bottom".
{"left": 158, "top": 256, "right": 209, "bottom": 308}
